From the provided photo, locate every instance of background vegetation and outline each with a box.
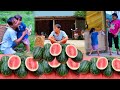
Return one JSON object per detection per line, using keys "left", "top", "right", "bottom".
{"left": 0, "top": 11, "right": 35, "bottom": 53}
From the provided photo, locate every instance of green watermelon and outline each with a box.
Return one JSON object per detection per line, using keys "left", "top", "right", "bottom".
{"left": 33, "top": 60, "right": 44, "bottom": 76}
{"left": 72, "top": 50, "right": 83, "bottom": 62}
{"left": 15, "top": 57, "right": 28, "bottom": 78}
{"left": 103, "top": 61, "right": 113, "bottom": 77}
{"left": 74, "top": 60, "right": 90, "bottom": 74}
{"left": 56, "top": 64, "right": 69, "bottom": 76}
{"left": 56, "top": 47, "right": 68, "bottom": 63}
{"left": 42, "top": 60, "right": 53, "bottom": 74}
{"left": 43, "top": 49, "right": 54, "bottom": 62}
{"left": 90, "top": 57, "right": 100, "bottom": 75}
{"left": 1, "top": 56, "right": 12, "bottom": 76}
{"left": 33, "top": 46, "right": 44, "bottom": 60}
{"left": 44, "top": 43, "right": 51, "bottom": 50}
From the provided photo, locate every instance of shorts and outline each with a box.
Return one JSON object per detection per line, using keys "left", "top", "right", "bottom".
{"left": 22, "top": 38, "right": 30, "bottom": 45}
{"left": 92, "top": 45, "right": 98, "bottom": 50}
{"left": 1, "top": 48, "right": 16, "bottom": 54}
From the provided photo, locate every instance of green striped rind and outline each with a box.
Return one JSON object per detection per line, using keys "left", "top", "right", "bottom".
{"left": 1, "top": 56, "right": 12, "bottom": 76}
{"left": 41, "top": 60, "right": 53, "bottom": 74}
{"left": 72, "top": 50, "right": 83, "bottom": 62}
{"left": 90, "top": 57, "right": 100, "bottom": 75}
{"left": 73, "top": 60, "right": 90, "bottom": 74}
{"left": 44, "top": 43, "right": 51, "bottom": 50}
{"left": 105, "top": 57, "right": 114, "bottom": 63}
{"left": 33, "top": 46, "right": 44, "bottom": 60}
{"left": 56, "top": 46, "right": 68, "bottom": 63}
{"left": 33, "top": 60, "right": 44, "bottom": 76}
{"left": 15, "top": 58, "right": 28, "bottom": 78}
{"left": 56, "top": 64, "right": 69, "bottom": 76}
{"left": 43, "top": 49, "right": 55, "bottom": 62}
{"left": 103, "top": 61, "right": 113, "bottom": 77}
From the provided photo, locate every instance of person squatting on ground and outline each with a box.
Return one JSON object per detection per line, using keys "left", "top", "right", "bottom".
{"left": 48, "top": 24, "right": 68, "bottom": 44}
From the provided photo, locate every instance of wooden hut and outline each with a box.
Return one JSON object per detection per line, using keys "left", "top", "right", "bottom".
{"left": 34, "top": 11, "right": 85, "bottom": 39}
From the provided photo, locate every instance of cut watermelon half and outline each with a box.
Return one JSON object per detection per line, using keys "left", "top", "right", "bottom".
{"left": 48, "top": 57, "right": 61, "bottom": 68}
{"left": 50, "top": 43, "right": 62, "bottom": 56}
{"left": 8, "top": 55, "right": 21, "bottom": 70}
{"left": 112, "top": 58, "right": 120, "bottom": 72}
{"left": 25, "top": 57, "right": 39, "bottom": 72}
{"left": 65, "top": 44, "right": 78, "bottom": 58}
{"left": 96, "top": 57, "right": 108, "bottom": 70}
{"left": 66, "top": 58, "right": 80, "bottom": 70}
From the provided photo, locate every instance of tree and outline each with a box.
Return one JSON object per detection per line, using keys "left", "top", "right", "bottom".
{"left": 74, "top": 11, "right": 86, "bottom": 18}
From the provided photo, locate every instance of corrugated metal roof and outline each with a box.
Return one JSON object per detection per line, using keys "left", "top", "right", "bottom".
{"left": 33, "top": 11, "right": 75, "bottom": 17}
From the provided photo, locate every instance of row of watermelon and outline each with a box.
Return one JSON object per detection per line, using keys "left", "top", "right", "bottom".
{"left": 0, "top": 55, "right": 83, "bottom": 78}
{"left": 0, "top": 55, "right": 118, "bottom": 78}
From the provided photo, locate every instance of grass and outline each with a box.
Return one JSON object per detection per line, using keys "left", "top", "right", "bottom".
{"left": 0, "top": 11, "right": 35, "bottom": 54}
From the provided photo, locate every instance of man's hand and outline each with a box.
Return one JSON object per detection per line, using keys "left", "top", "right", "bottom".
{"left": 57, "top": 41, "right": 61, "bottom": 44}
{"left": 114, "top": 33, "right": 118, "bottom": 37}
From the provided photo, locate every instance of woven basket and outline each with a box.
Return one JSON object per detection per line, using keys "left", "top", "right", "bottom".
{"left": 34, "top": 35, "right": 45, "bottom": 48}
{"left": 0, "top": 24, "right": 7, "bottom": 42}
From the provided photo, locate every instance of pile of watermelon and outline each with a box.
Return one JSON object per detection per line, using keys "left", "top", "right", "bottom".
{"left": 32, "top": 43, "right": 84, "bottom": 76}
{"left": 0, "top": 43, "right": 120, "bottom": 78}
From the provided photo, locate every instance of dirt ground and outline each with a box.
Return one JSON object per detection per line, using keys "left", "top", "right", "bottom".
{"left": 87, "top": 51, "right": 120, "bottom": 57}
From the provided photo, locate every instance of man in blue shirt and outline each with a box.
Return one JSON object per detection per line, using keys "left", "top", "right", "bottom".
{"left": 1, "top": 17, "right": 27, "bottom": 54}
{"left": 48, "top": 24, "right": 68, "bottom": 44}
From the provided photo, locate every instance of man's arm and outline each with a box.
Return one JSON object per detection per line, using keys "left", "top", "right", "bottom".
{"left": 48, "top": 36, "right": 57, "bottom": 43}
{"left": 48, "top": 31, "right": 57, "bottom": 43}
{"left": 59, "top": 31, "right": 68, "bottom": 44}
{"left": 59, "top": 36, "right": 68, "bottom": 44}
{"left": 14, "top": 30, "right": 27, "bottom": 44}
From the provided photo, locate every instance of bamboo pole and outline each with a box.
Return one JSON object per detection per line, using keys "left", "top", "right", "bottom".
{"left": 101, "top": 11, "right": 108, "bottom": 52}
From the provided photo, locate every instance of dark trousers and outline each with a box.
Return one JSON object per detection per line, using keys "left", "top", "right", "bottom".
{"left": 108, "top": 32, "right": 119, "bottom": 49}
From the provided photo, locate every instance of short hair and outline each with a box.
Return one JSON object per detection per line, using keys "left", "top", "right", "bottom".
{"left": 112, "top": 13, "right": 118, "bottom": 18}
{"left": 7, "top": 17, "right": 15, "bottom": 25}
{"left": 55, "top": 24, "right": 61, "bottom": 28}
{"left": 14, "top": 15, "right": 22, "bottom": 21}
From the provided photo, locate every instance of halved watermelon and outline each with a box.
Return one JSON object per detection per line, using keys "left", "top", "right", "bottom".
{"left": 50, "top": 43, "right": 62, "bottom": 56}
{"left": 66, "top": 58, "right": 80, "bottom": 70}
{"left": 8, "top": 55, "right": 21, "bottom": 70}
{"left": 65, "top": 44, "right": 78, "bottom": 58}
{"left": 48, "top": 57, "right": 61, "bottom": 68}
{"left": 112, "top": 58, "right": 120, "bottom": 72}
{"left": 25, "top": 57, "right": 39, "bottom": 72}
{"left": 96, "top": 57, "right": 108, "bottom": 70}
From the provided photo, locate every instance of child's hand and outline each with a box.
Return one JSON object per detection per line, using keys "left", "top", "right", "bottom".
{"left": 22, "top": 30, "right": 27, "bottom": 36}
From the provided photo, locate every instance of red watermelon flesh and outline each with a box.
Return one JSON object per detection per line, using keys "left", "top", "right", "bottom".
{"left": 66, "top": 45, "right": 78, "bottom": 58}
{"left": 48, "top": 57, "right": 61, "bottom": 68}
{"left": 112, "top": 59, "right": 120, "bottom": 71}
{"left": 66, "top": 58, "right": 80, "bottom": 70}
{"left": 96, "top": 57, "right": 108, "bottom": 70}
{"left": 50, "top": 43, "right": 62, "bottom": 56}
{"left": 25, "top": 57, "right": 39, "bottom": 72}
{"left": 8, "top": 55, "right": 21, "bottom": 70}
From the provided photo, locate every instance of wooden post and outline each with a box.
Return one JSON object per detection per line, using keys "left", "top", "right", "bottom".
{"left": 101, "top": 11, "right": 108, "bottom": 52}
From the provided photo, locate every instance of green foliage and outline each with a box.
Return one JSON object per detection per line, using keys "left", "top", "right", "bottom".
{"left": 0, "top": 11, "right": 35, "bottom": 53}
{"left": 74, "top": 11, "right": 86, "bottom": 18}
{"left": 0, "top": 11, "right": 35, "bottom": 35}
